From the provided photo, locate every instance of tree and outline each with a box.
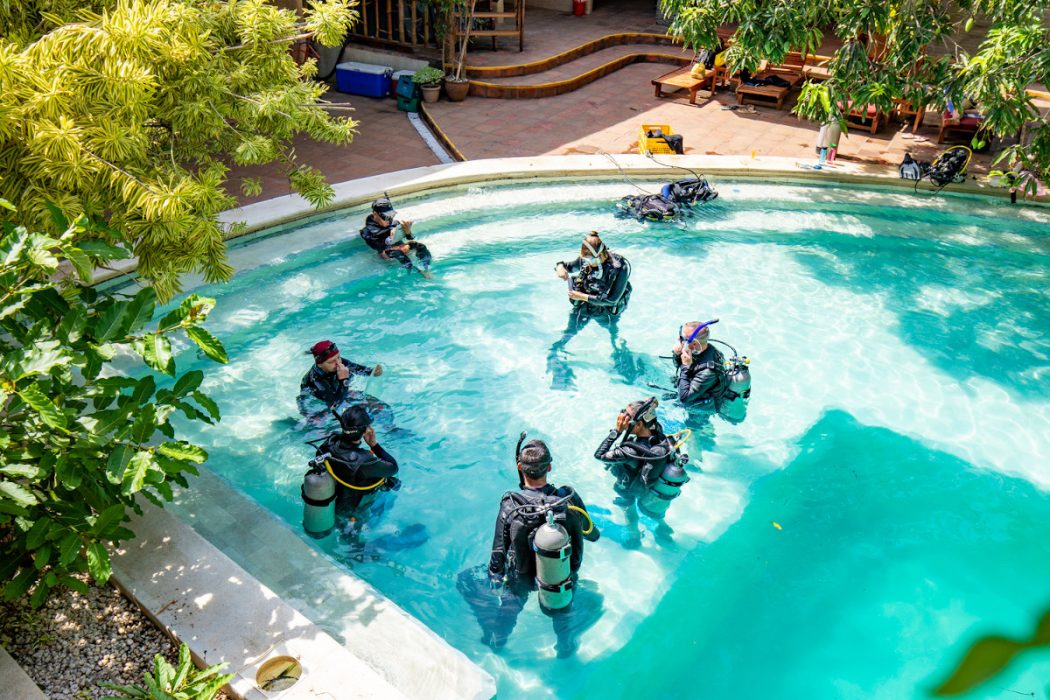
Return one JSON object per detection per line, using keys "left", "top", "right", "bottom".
{"left": 663, "top": 0, "right": 1050, "bottom": 190}
{"left": 0, "top": 204, "right": 228, "bottom": 606}
{"left": 0, "top": 0, "right": 358, "bottom": 300}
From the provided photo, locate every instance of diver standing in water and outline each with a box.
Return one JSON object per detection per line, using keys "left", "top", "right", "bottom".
{"left": 297, "top": 340, "right": 392, "bottom": 433}
{"left": 458, "top": 435, "right": 602, "bottom": 658}
{"left": 547, "top": 233, "right": 636, "bottom": 389}
{"left": 360, "top": 197, "right": 433, "bottom": 277}
{"left": 673, "top": 319, "right": 752, "bottom": 424}
{"left": 595, "top": 398, "right": 689, "bottom": 543}
{"left": 301, "top": 405, "right": 401, "bottom": 541}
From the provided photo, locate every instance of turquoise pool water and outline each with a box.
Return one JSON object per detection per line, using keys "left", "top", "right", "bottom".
{"left": 171, "top": 180, "right": 1050, "bottom": 699}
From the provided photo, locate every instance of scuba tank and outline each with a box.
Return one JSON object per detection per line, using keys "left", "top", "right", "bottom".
{"left": 718, "top": 354, "right": 752, "bottom": 424}
{"left": 533, "top": 510, "right": 574, "bottom": 611}
{"left": 301, "top": 458, "right": 336, "bottom": 538}
{"left": 639, "top": 451, "right": 690, "bottom": 517}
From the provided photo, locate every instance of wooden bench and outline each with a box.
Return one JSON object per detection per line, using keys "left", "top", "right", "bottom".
{"left": 652, "top": 66, "right": 707, "bottom": 105}
{"left": 735, "top": 70, "right": 801, "bottom": 110}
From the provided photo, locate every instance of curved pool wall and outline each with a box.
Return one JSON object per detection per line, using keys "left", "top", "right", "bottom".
{"left": 138, "top": 171, "right": 1050, "bottom": 700}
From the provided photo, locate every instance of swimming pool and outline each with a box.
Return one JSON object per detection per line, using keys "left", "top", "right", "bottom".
{"left": 170, "top": 179, "right": 1050, "bottom": 699}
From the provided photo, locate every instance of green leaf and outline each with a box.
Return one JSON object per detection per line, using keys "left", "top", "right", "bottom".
{"left": 185, "top": 326, "right": 227, "bottom": 364}
{"left": 58, "top": 533, "right": 82, "bottom": 566}
{"left": 0, "top": 198, "right": 15, "bottom": 212}
{"left": 0, "top": 463, "right": 45, "bottom": 479}
{"left": 0, "top": 481, "right": 39, "bottom": 507}
{"left": 123, "top": 287, "right": 157, "bottom": 334}
{"left": 86, "top": 542, "right": 111, "bottom": 583}
{"left": 0, "top": 226, "right": 28, "bottom": 265}
{"left": 131, "top": 404, "right": 157, "bottom": 443}
{"left": 93, "top": 301, "right": 129, "bottom": 343}
{"left": 60, "top": 576, "right": 89, "bottom": 595}
{"left": 3, "top": 338, "right": 68, "bottom": 379}
{"left": 29, "top": 578, "right": 50, "bottom": 608}
{"left": 17, "top": 383, "right": 68, "bottom": 430}
{"left": 172, "top": 370, "right": 204, "bottom": 397}
{"left": 44, "top": 202, "right": 69, "bottom": 231}
{"left": 77, "top": 240, "right": 130, "bottom": 261}
{"left": 135, "top": 333, "right": 175, "bottom": 375}
{"left": 4, "top": 567, "right": 38, "bottom": 601}
{"left": 26, "top": 517, "right": 52, "bottom": 549}
{"left": 66, "top": 247, "right": 94, "bottom": 283}
{"left": 934, "top": 636, "right": 1027, "bottom": 695}
{"left": 157, "top": 442, "right": 208, "bottom": 463}
{"left": 90, "top": 504, "right": 126, "bottom": 537}
{"left": 33, "top": 544, "right": 52, "bottom": 570}
{"left": 121, "top": 450, "right": 153, "bottom": 495}
{"left": 55, "top": 455, "right": 82, "bottom": 490}
{"left": 191, "top": 392, "right": 221, "bottom": 422}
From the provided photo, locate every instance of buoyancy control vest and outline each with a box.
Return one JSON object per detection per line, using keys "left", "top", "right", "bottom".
{"left": 616, "top": 193, "right": 680, "bottom": 221}
{"left": 661, "top": 177, "right": 718, "bottom": 207}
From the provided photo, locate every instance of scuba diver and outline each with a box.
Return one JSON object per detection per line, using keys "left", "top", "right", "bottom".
{"left": 594, "top": 398, "right": 690, "bottom": 539}
{"left": 360, "top": 197, "right": 433, "bottom": 277}
{"left": 297, "top": 340, "right": 391, "bottom": 428}
{"left": 547, "top": 233, "right": 638, "bottom": 389}
{"left": 673, "top": 319, "right": 751, "bottom": 423}
{"left": 301, "top": 405, "right": 401, "bottom": 540}
{"left": 458, "top": 435, "right": 601, "bottom": 658}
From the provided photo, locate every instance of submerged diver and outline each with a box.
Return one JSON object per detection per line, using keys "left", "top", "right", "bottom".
{"left": 301, "top": 405, "right": 401, "bottom": 540}
{"left": 548, "top": 233, "right": 637, "bottom": 389}
{"left": 297, "top": 340, "right": 389, "bottom": 422}
{"left": 360, "top": 197, "right": 433, "bottom": 277}
{"left": 673, "top": 319, "right": 752, "bottom": 423}
{"left": 458, "top": 435, "right": 601, "bottom": 657}
{"left": 594, "top": 398, "right": 689, "bottom": 538}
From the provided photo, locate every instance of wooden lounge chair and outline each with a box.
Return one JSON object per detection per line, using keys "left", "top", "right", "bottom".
{"left": 652, "top": 66, "right": 707, "bottom": 105}
{"left": 839, "top": 101, "right": 883, "bottom": 134}
{"left": 938, "top": 110, "right": 984, "bottom": 144}
{"left": 735, "top": 70, "right": 802, "bottom": 110}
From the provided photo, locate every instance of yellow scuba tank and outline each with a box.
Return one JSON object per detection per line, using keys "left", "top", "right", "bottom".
{"left": 533, "top": 511, "right": 573, "bottom": 611}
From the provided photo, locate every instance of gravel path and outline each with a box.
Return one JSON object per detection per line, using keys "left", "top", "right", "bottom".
{"left": 0, "top": 574, "right": 188, "bottom": 700}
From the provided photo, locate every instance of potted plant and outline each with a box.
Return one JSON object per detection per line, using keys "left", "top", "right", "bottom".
{"left": 413, "top": 66, "right": 444, "bottom": 103}
{"left": 442, "top": 0, "right": 477, "bottom": 102}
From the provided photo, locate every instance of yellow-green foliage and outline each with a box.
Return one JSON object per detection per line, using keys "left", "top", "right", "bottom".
{"left": 0, "top": 0, "right": 358, "bottom": 299}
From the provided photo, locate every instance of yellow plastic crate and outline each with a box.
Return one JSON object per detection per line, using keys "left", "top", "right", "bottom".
{"left": 639, "top": 124, "right": 676, "bottom": 155}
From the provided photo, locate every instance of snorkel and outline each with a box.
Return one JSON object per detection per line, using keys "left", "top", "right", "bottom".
{"left": 680, "top": 318, "right": 719, "bottom": 357}
{"left": 515, "top": 431, "right": 527, "bottom": 489}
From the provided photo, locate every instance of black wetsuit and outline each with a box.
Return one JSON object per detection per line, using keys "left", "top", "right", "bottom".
{"left": 560, "top": 253, "right": 632, "bottom": 317}
{"left": 315, "top": 434, "right": 399, "bottom": 512}
{"left": 360, "top": 213, "right": 432, "bottom": 271}
{"left": 487, "top": 484, "right": 600, "bottom": 583}
{"left": 594, "top": 430, "right": 676, "bottom": 494}
{"left": 675, "top": 344, "right": 727, "bottom": 406}
{"left": 297, "top": 359, "right": 375, "bottom": 416}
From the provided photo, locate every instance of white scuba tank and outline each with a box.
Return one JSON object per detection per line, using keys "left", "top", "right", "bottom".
{"left": 640, "top": 458, "right": 690, "bottom": 517}
{"left": 719, "top": 356, "right": 752, "bottom": 424}
{"left": 302, "top": 467, "right": 336, "bottom": 538}
{"left": 533, "top": 511, "right": 573, "bottom": 611}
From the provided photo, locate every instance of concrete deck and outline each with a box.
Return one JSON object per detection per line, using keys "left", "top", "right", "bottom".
{"left": 0, "top": 647, "right": 47, "bottom": 700}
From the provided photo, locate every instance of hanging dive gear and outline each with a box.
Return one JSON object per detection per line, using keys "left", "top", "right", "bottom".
{"left": 533, "top": 510, "right": 574, "bottom": 611}
{"left": 916, "top": 145, "right": 972, "bottom": 194}
{"left": 301, "top": 457, "right": 336, "bottom": 538}
{"left": 661, "top": 177, "right": 719, "bottom": 207}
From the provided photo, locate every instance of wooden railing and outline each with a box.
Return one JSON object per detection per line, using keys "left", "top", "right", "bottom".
{"left": 348, "top": 0, "right": 441, "bottom": 51}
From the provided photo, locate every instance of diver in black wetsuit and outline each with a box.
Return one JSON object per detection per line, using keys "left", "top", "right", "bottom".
{"left": 314, "top": 405, "right": 400, "bottom": 514}
{"left": 547, "top": 233, "right": 637, "bottom": 389}
{"left": 594, "top": 398, "right": 689, "bottom": 546}
{"left": 359, "top": 197, "right": 433, "bottom": 277}
{"left": 457, "top": 437, "right": 602, "bottom": 658}
{"left": 298, "top": 340, "right": 385, "bottom": 416}
{"left": 673, "top": 320, "right": 728, "bottom": 408}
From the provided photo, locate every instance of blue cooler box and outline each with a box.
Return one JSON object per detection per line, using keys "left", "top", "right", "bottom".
{"left": 335, "top": 61, "right": 393, "bottom": 97}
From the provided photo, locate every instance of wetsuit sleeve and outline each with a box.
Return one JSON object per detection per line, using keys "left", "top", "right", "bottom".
{"left": 342, "top": 358, "right": 374, "bottom": 376}
{"left": 559, "top": 257, "right": 583, "bottom": 274}
{"left": 487, "top": 496, "right": 511, "bottom": 579}
{"left": 583, "top": 262, "right": 630, "bottom": 307}
{"left": 594, "top": 430, "right": 623, "bottom": 464}
{"left": 361, "top": 444, "right": 399, "bottom": 478}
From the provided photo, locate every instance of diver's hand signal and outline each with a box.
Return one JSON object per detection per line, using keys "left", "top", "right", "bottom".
{"left": 615, "top": 412, "right": 631, "bottom": 433}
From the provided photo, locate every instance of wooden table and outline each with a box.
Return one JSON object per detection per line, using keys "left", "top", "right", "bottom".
{"left": 652, "top": 66, "right": 706, "bottom": 105}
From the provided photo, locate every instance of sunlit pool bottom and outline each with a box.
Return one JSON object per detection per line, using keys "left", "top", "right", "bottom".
{"left": 168, "top": 180, "right": 1050, "bottom": 699}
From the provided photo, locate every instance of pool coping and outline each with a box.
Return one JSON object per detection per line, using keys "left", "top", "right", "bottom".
{"left": 94, "top": 154, "right": 1047, "bottom": 288}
